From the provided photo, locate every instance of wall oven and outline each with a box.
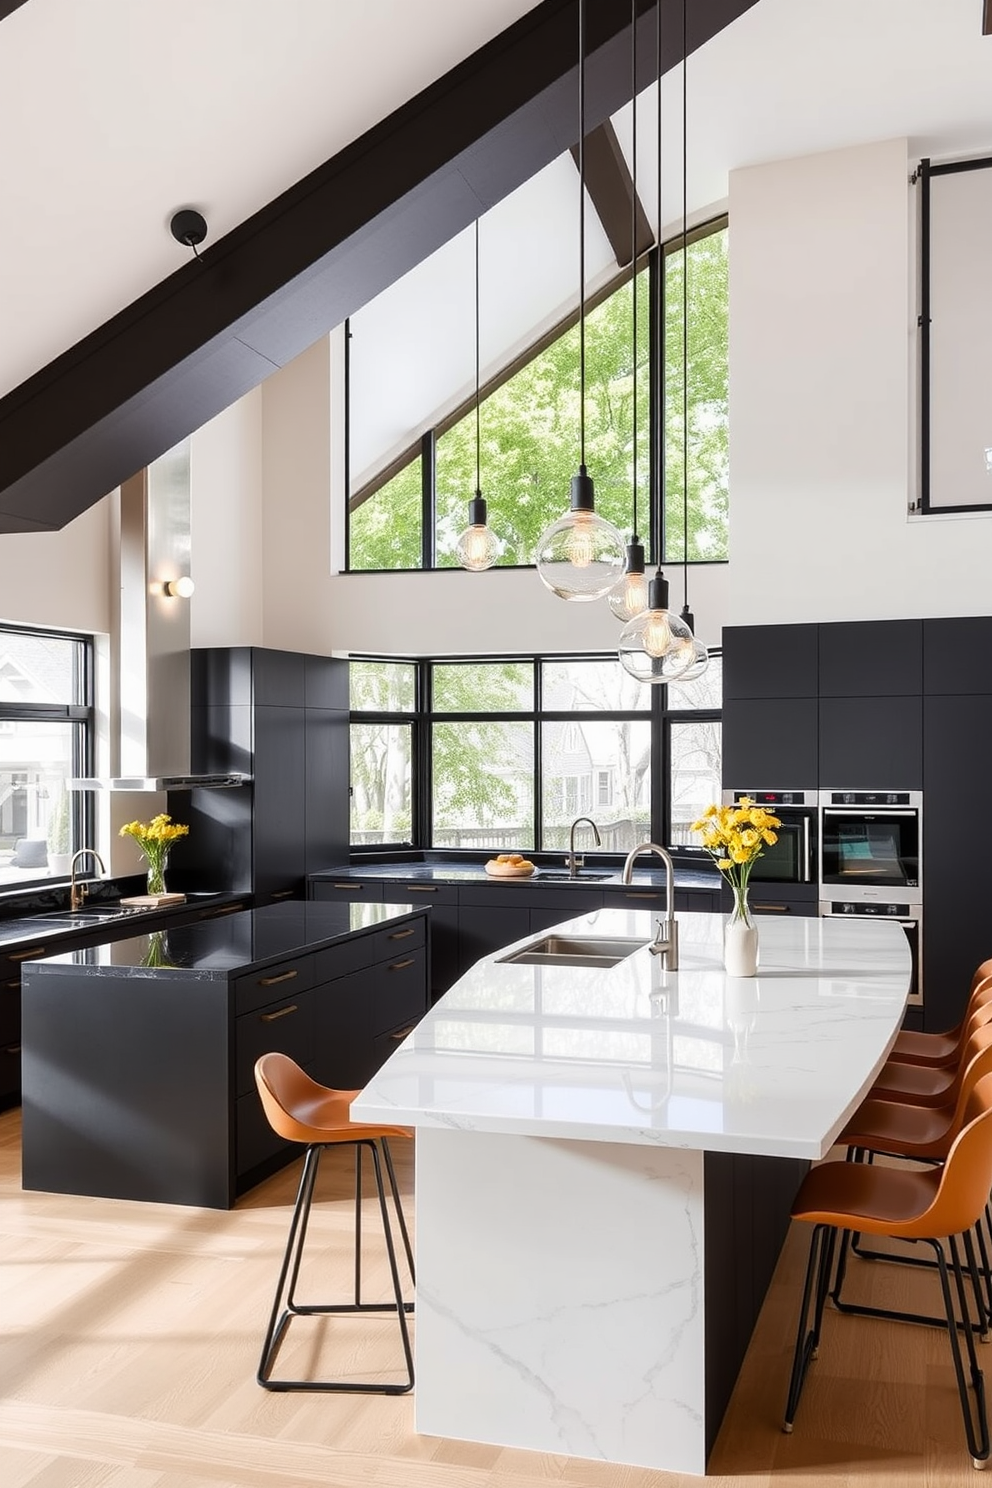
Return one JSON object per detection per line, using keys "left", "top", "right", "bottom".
{"left": 817, "top": 898, "right": 923, "bottom": 1008}
{"left": 722, "top": 789, "right": 817, "bottom": 884}
{"left": 818, "top": 790, "right": 922, "bottom": 904}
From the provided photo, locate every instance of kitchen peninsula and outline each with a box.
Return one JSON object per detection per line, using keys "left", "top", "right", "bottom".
{"left": 354, "top": 908, "right": 911, "bottom": 1476}
{"left": 20, "top": 900, "right": 429, "bottom": 1208}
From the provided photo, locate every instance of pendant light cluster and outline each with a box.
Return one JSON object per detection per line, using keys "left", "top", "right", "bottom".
{"left": 535, "top": 0, "right": 707, "bottom": 686}
{"left": 456, "top": 220, "right": 503, "bottom": 571}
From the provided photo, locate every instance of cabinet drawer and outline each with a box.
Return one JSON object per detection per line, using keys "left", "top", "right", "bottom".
{"left": 372, "top": 917, "right": 426, "bottom": 962}
{"left": 605, "top": 887, "right": 667, "bottom": 911}
{"left": 235, "top": 954, "right": 315, "bottom": 1014}
{"left": 311, "top": 880, "right": 384, "bottom": 902}
{"left": 370, "top": 1021, "right": 419, "bottom": 1079}
{"left": 236, "top": 994, "right": 315, "bottom": 1097}
{"left": 373, "top": 946, "right": 427, "bottom": 1036}
{"left": 313, "top": 934, "right": 374, "bottom": 984}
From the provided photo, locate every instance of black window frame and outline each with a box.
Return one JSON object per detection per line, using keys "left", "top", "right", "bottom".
{"left": 349, "top": 651, "right": 721, "bottom": 855}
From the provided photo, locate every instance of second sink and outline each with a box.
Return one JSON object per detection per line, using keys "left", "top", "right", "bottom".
{"left": 498, "top": 934, "right": 647, "bottom": 969}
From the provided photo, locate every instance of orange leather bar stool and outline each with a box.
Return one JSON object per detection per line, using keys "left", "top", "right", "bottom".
{"left": 254, "top": 1052, "right": 415, "bottom": 1393}
{"left": 868, "top": 1020, "right": 992, "bottom": 1107}
{"left": 783, "top": 1073, "right": 992, "bottom": 1467}
{"left": 891, "top": 961, "right": 992, "bottom": 1068}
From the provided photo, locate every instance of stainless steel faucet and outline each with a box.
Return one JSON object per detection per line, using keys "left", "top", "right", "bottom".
{"left": 567, "top": 816, "right": 601, "bottom": 877}
{"left": 69, "top": 848, "right": 107, "bottom": 911}
{"left": 621, "top": 841, "right": 679, "bottom": 970}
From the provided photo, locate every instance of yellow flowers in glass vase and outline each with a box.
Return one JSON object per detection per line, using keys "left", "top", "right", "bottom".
{"left": 119, "top": 813, "right": 189, "bottom": 897}
{"left": 691, "top": 799, "right": 781, "bottom": 928}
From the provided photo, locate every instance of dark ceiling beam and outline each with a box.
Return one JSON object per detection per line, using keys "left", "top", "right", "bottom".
{"left": 0, "top": 3, "right": 30, "bottom": 20}
{"left": 0, "top": 0, "right": 758, "bottom": 533}
{"left": 985, "top": 0, "right": 992, "bottom": 35}
{"left": 571, "top": 120, "right": 654, "bottom": 268}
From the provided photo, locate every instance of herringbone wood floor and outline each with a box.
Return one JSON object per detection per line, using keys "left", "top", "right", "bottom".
{"left": 0, "top": 1107, "right": 984, "bottom": 1486}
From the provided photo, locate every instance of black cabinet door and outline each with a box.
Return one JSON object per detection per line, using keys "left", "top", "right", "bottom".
{"left": 305, "top": 654, "right": 349, "bottom": 710}
{"left": 251, "top": 648, "right": 306, "bottom": 707}
{"left": 312, "top": 965, "right": 376, "bottom": 1089}
{"left": 723, "top": 624, "right": 818, "bottom": 699}
{"left": 304, "top": 708, "right": 349, "bottom": 875}
{"left": 253, "top": 705, "right": 306, "bottom": 900}
{"left": 923, "top": 694, "right": 992, "bottom": 1032}
{"left": 819, "top": 620, "right": 922, "bottom": 697}
{"left": 722, "top": 699, "right": 818, "bottom": 786}
{"left": 923, "top": 618, "right": 992, "bottom": 695}
{"left": 458, "top": 905, "right": 531, "bottom": 971}
{"left": 818, "top": 696, "right": 922, "bottom": 789}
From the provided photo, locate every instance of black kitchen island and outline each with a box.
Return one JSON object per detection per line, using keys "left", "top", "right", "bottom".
{"left": 20, "top": 900, "right": 429, "bottom": 1209}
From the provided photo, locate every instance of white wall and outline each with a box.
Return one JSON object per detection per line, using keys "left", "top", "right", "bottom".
{"left": 728, "top": 135, "right": 992, "bottom": 626}
{"left": 0, "top": 498, "right": 112, "bottom": 635}
{"left": 189, "top": 390, "right": 264, "bottom": 648}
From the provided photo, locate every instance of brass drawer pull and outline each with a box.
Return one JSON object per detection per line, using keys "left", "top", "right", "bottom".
{"left": 388, "top": 958, "right": 414, "bottom": 971}
{"left": 621, "top": 893, "right": 655, "bottom": 900}
{"left": 388, "top": 927, "right": 416, "bottom": 940}
{"left": 332, "top": 882, "right": 362, "bottom": 890}
{"left": 389, "top": 1026, "right": 416, "bottom": 1041}
{"left": 404, "top": 885, "right": 437, "bottom": 893}
{"left": 270, "top": 889, "right": 294, "bottom": 900}
{"left": 5, "top": 1044, "right": 21, "bottom": 1055}
{"left": 752, "top": 902, "right": 790, "bottom": 913}
{"left": 208, "top": 904, "right": 244, "bottom": 917}
{"left": 9, "top": 946, "right": 45, "bottom": 961}
{"left": 260, "top": 1004, "right": 298, "bottom": 1022}
{"left": 3, "top": 978, "right": 19, "bottom": 989}
{"left": 259, "top": 970, "right": 298, "bottom": 987}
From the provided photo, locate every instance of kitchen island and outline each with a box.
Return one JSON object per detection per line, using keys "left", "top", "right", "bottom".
{"left": 353, "top": 908, "right": 910, "bottom": 1476}
{"left": 21, "top": 900, "right": 429, "bottom": 1208}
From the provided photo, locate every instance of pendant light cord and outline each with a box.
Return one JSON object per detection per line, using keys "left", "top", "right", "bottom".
{"left": 474, "top": 218, "right": 481, "bottom": 496}
{"left": 653, "top": 0, "right": 664, "bottom": 575}
{"left": 578, "top": 0, "right": 587, "bottom": 468}
{"left": 681, "top": 0, "right": 690, "bottom": 605}
{"left": 630, "top": 0, "right": 638, "bottom": 541}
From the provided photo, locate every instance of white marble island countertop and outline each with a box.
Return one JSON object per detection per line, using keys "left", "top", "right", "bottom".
{"left": 353, "top": 908, "right": 910, "bottom": 1160}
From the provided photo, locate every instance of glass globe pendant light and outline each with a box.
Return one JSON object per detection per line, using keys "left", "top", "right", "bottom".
{"left": 618, "top": 568, "right": 695, "bottom": 683}
{"left": 535, "top": 0, "right": 624, "bottom": 602}
{"left": 456, "top": 219, "right": 502, "bottom": 572}
{"left": 608, "top": 0, "right": 649, "bottom": 626}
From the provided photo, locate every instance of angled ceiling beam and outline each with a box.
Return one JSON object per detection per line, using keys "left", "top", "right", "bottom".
{"left": 985, "top": 0, "right": 992, "bottom": 35}
{"left": 571, "top": 120, "right": 654, "bottom": 268}
{"left": 0, "top": 0, "right": 757, "bottom": 533}
{"left": 0, "top": 3, "right": 30, "bottom": 20}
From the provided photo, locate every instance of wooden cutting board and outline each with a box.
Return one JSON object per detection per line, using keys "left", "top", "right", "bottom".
{"left": 119, "top": 892, "right": 187, "bottom": 908}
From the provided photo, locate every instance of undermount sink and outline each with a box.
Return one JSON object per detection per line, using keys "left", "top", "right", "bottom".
{"left": 43, "top": 906, "right": 145, "bottom": 925}
{"left": 498, "top": 934, "right": 647, "bottom": 969}
{"left": 537, "top": 872, "right": 613, "bottom": 882}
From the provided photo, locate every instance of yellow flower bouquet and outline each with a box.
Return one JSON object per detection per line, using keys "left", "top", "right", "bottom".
{"left": 119, "top": 813, "right": 189, "bottom": 897}
{"left": 691, "top": 798, "right": 781, "bottom": 927}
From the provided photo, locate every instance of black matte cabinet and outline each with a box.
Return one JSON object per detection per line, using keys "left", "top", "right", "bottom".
{"left": 722, "top": 624, "right": 818, "bottom": 699}
{"left": 818, "top": 695, "right": 922, "bottom": 789}
{"left": 923, "top": 693, "right": 992, "bottom": 1032}
{"left": 180, "top": 647, "right": 349, "bottom": 901}
{"left": 722, "top": 698, "right": 818, "bottom": 787}
{"left": 818, "top": 620, "right": 922, "bottom": 697}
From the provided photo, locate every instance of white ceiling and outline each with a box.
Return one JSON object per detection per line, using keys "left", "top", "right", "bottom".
{"left": 2, "top": 0, "right": 991, "bottom": 424}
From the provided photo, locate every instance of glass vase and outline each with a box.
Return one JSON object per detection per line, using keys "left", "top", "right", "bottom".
{"left": 724, "top": 885, "right": 759, "bottom": 977}
{"left": 145, "top": 851, "right": 169, "bottom": 898}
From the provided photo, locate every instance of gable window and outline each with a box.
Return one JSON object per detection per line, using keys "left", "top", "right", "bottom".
{"left": 346, "top": 220, "right": 728, "bottom": 571}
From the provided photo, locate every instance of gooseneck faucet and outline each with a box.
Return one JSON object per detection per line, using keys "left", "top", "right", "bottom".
{"left": 621, "top": 841, "right": 679, "bottom": 970}
{"left": 69, "top": 848, "right": 107, "bottom": 912}
{"left": 567, "top": 816, "right": 601, "bottom": 878}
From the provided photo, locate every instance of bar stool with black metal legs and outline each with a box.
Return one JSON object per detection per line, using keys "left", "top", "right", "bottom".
{"left": 783, "top": 1073, "right": 992, "bottom": 1468}
{"left": 253, "top": 1052, "right": 415, "bottom": 1394}
{"left": 891, "top": 961, "right": 992, "bottom": 1068}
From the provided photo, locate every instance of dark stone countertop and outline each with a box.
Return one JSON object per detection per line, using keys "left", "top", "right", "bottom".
{"left": 0, "top": 890, "right": 246, "bottom": 955}
{"left": 20, "top": 900, "right": 424, "bottom": 980}
{"left": 310, "top": 856, "right": 721, "bottom": 892}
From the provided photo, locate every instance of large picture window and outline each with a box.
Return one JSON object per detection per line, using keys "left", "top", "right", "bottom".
{"left": 349, "top": 653, "right": 721, "bottom": 853}
{"left": 347, "top": 220, "right": 728, "bottom": 572}
{"left": 0, "top": 626, "right": 93, "bottom": 888}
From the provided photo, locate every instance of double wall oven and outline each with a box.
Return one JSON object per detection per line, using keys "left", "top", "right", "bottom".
{"left": 817, "top": 790, "right": 923, "bottom": 1007}
{"left": 721, "top": 789, "right": 817, "bottom": 885}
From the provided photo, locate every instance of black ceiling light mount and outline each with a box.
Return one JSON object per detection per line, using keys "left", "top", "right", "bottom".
{"left": 170, "top": 209, "right": 208, "bottom": 259}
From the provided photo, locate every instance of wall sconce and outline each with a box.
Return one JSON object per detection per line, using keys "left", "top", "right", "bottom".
{"left": 162, "top": 576, "right": 195, "bottom": 599}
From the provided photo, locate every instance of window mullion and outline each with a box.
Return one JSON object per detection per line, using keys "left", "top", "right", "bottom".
{"left": 421, "top": 431, "right": 436, "bottom": 570}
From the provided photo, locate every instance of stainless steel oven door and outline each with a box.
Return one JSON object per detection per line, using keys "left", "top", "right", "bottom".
{"left": 748, "top": 809, "right": 816, "bottom": 883}
{"left": 819, "top": 807, "right": 921, "bottom": 902}
{"left": 819, "top": 900, "right": 922, "bottom": 1008}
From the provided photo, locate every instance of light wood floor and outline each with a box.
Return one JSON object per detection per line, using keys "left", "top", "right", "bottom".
{"left": 0, "top": 1107, "right": 986, "bottom": 1486}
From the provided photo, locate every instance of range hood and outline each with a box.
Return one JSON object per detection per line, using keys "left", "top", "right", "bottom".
{"left": 72, "top": 451, "right": 250, "bottom": 793}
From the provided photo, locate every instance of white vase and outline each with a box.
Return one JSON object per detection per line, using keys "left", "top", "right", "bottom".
{"left": 724, "top": 906, "right": 759, "bottom": 977}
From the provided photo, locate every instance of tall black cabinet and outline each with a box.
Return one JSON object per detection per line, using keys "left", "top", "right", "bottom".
{"left": 170, "top": 647, "right": 349, "bottom": 901}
